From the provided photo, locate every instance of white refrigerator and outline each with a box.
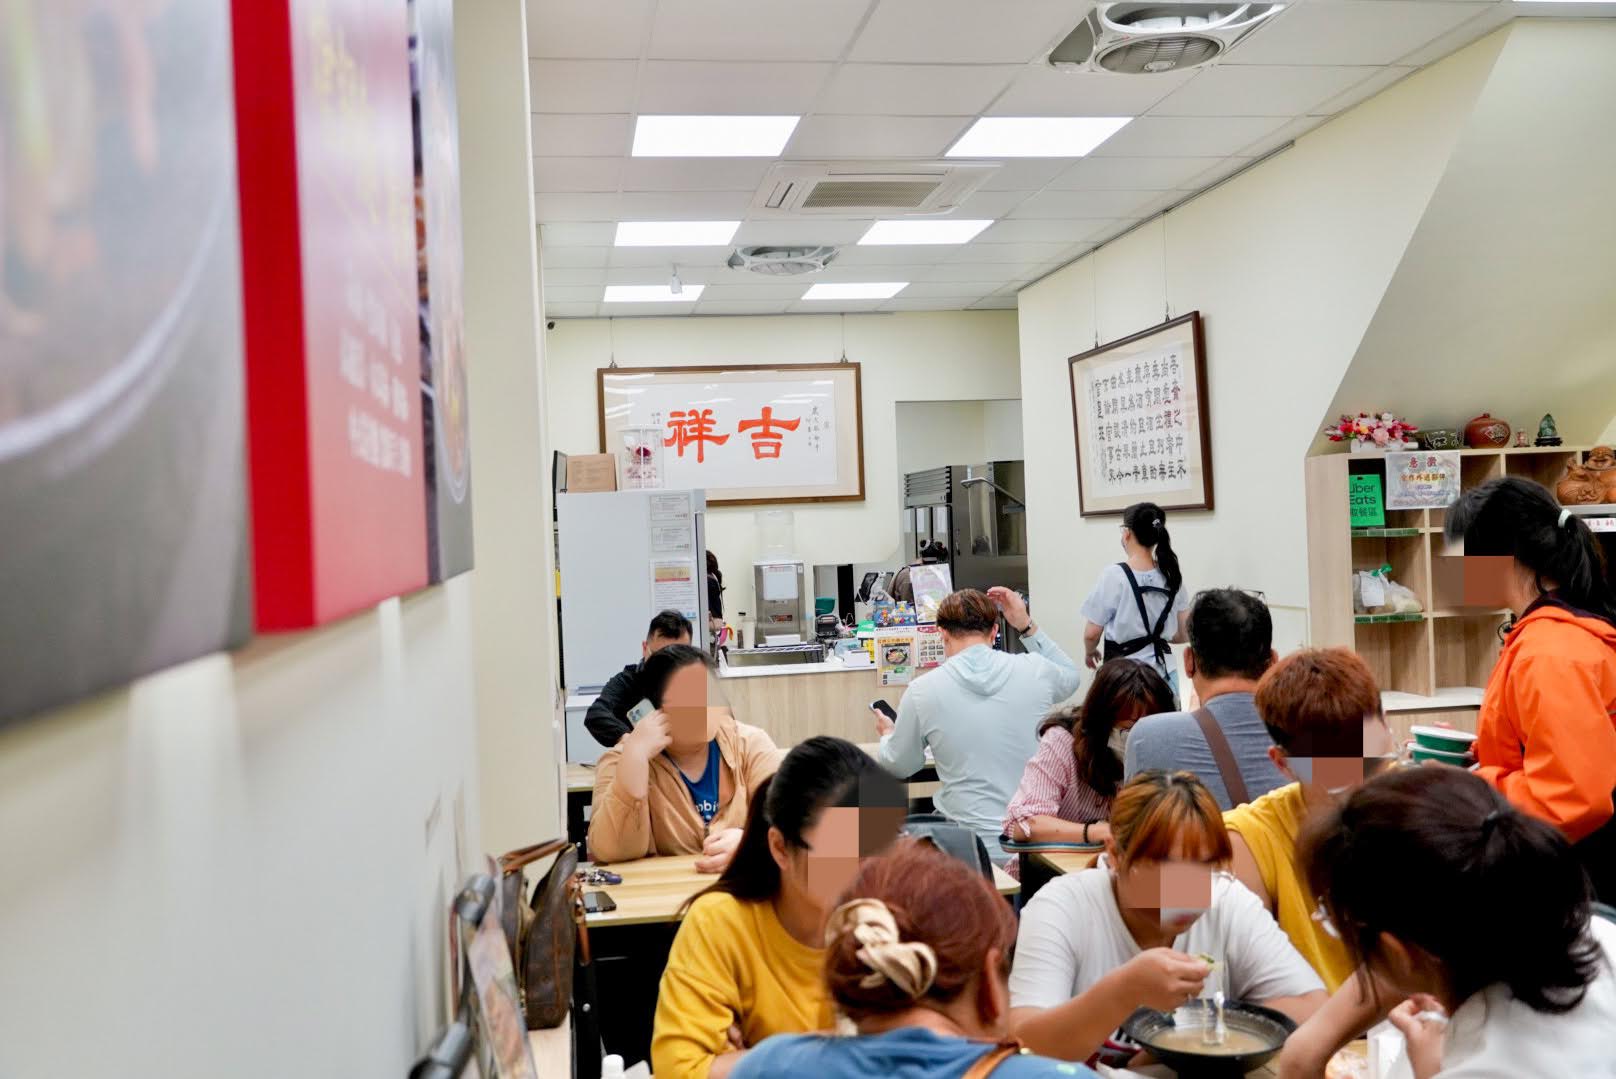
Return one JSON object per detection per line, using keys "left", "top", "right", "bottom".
{"left": 557, "top": 489, "right": 708, "bottom": 762}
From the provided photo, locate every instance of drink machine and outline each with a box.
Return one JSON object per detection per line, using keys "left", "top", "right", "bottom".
{"left": 753, "top": 559, "right": 807, "bottom": 643}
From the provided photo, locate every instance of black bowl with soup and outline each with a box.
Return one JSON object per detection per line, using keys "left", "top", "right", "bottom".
{"left": 1122, "top": 1002, "right": 1296, "bottom": 1077}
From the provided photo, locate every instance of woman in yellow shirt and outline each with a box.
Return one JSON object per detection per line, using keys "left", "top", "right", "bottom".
{"left": 1224, "top": 647, "right": 1397, "bottom": 992}
{"left": 652, "top": 736, "right": 908, "bottom": 1079}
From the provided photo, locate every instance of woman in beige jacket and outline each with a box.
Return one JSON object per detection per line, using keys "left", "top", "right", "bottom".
{"left": 588, "top": 645, "right": 784, "bottom": 871}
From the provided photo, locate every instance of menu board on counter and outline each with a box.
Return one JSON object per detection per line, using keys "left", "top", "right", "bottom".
{"left": 233, "top": 0, "right": 427, "bottom": 628}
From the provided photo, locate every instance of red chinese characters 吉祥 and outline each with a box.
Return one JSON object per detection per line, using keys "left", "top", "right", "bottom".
{"left": 737, "top": 406, "right": 801, "bottom": 459}
{"left": 664, "top": 408, "right": 730, "bottom": 463}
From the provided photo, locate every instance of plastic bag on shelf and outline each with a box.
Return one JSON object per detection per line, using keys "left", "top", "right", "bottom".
{"left": 1354, "top": 565, "right": 1422, "bottom": 615}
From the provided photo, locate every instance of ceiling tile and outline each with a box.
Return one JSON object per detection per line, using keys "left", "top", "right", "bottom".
{"left": 816, "top": 64, "right": 1022, "bottom": 116}
{"left": 637, "top": 61, "right": 833, "bottom": 113}
{"left": 1008, "top": 189, "right": 1163, "bottom": 219}
{"left": 1091, "top": 116, "right": 1290, "bottom": 158}
{"left": 912, "top": 263, "right": 1026, "bottom": 283}
{"left": 944, "top": 241, "right": 1075, "bottom": 264}
{"left": 539, "top": 245, "right": 613, "bottom": 268}
{"left": 946, "top": 189, "right": 1036, "bottom": 219}
{"left": 527, "top": 0, "right": 653, "bottom": 60}
{"left": 731, "top": 219, "right": 875, "bottom": 246}
{"left": 601, "top": 300, "right": 700, "bottom": 315}
{"left": 786, "top": 298, "right": 889, "bottom": 314}
{"left": 989, "top": 65, "right": 1198, "bottom": 117}
{"left": 543, "top": 303, "right": 603, "bottom": 319}
{"left": 607, "top": 245, "right": 736, "bottom": 269}
{"left": 544, "top": 285, "right": 607, "bottom": 303}
{"left": 1049, "top": 156, "right": 1225, "bottom": 191}
{"left": 539, "top": 222, "right": 617, "bottom": 246}
{"left": 970, "top": 295, "right": 1020, "bottom": 310}
{"left": 604, "top": 265, "right": 716, "bottom": 285}
{"left": 648, "top": 0, "right": 870, "bottom": 61}
{"left": 693, "top": 301, "right": 798, "bottom": 315}
{"left": 530, "top": 113, "right": 632, "bottom": 157}
{"left": 543, "top": 266, "right": 610, "bottom": 286}
{"left": 615, "top": 190, "right": 754, "bottom": 217}
{"left": 850, "top": 0, "right": 1088, "bottom": 63}
{"left": 534, "top": 192, "right": 622, "bottom": 221}
{"left": 1396, "top": 5, "right": 1513, "bottom": 68}
{"left": 975, "top": 218, "right": 1119, "bottom": 244}
{"left": 1149, "top": 65, "right": 1378, "bottom": 118}
{"left": 1228, "top": 2, "right": 1492, "bottom": 67}
{"left": 529, "top": 60, "right": 640, "bottom": 112}
{"left": 979, "top": 159, "right": 1072, "bottom": 191}
{"left": 830, "top": 244, "right": 957, "bottom": 266}
{"left": 882, "top": 298, "right": 982, "bottom": 311}
{"left": 785, "top": 115, "right": 972, "bottom": 159}
{"left": 699, "top": 281, "right": 820, "bottom": 301}
{"left": 533, "top": 156, "right": 624, "bottom": 193}
{"left": 1309, "top": 66, "right": 1414, "bottom": 116}
{"left": 899, "top": 281, "right": 1009, "bottom": 298}
{"left": 620, "top": 158, "right": 773, "bottom": 192}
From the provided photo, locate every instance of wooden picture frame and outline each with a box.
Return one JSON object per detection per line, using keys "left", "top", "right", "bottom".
{"left": 597, "top": 363, "right": 865, "bottom": 506}
{"left": 1067, "top": 312, "right": 1213, "bottom": 517}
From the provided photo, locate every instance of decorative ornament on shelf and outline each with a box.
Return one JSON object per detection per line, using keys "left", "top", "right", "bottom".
{"left": 1558, "top": 464, "right": 1606, "bottom": 506}
{"left": 1325, "top": 412, "right": 1420, "bottom": 453}
{"left": 1515, "top": 429, "right": 1531, "bottom": 448}
{"left": 1535, "top": 413, "right": 1563, "bottom": 447}
{"left": 1585, "top": 446, "right": 1616, "bottom": 503}
{"left": 1418, "top": 428, "right": 1461, "bottom": 451}
{"left": 1464, "top": 413, "right": 1511, "bottom": 448}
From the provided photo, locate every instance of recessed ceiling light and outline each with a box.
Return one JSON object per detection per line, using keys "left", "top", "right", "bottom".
{"left": 858, "top": 219, "right": 994, "bottom": 246}
{"left": 631, "top": 115, "right": 800, "bottom": 157}
{"left": 802, "top": 282, "right": 909, "bottom": 301}
{"left": 603, "top": 284, "right": 705, "bottom": 303}
{"left": 946, "top": 117, "right": 1132, "bottom": 158}
{"left": 614, "top": 221, "right": 740, "bottom": 247}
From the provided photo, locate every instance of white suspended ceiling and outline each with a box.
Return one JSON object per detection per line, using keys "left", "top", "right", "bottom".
{"left": 527, "top": 0, "right": 1560, "bottom": 318}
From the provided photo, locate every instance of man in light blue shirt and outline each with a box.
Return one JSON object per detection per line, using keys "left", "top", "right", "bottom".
{"left": 875, "top": 587, "right": 1082, "bottom": 854}
{"left": 1124, "top": 588, "right": 1286, "bottom": 810}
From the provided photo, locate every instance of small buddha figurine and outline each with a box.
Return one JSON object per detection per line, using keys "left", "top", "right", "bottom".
{"left": 1535, "top": 413, "right": 1563, "bottom": 447}
{"left": 1515, "top": 429, "right": 1530, "bottom": 448}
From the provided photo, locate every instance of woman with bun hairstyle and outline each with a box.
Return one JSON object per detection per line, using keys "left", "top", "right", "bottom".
{"left": 1280, "top": 766, "right": 1616, "bottom": 1079}
{"left": 1443, "top": 476, "right": 1616, "bottom": 898}
{"left": 1081, "top": 502, "right": 1190, "bottom": 693}
{"left": 652, "top": 737, "right": 908, "bottom": 1079}
{"left": 732, "top": 838, "right": 1100, "bottom": 1079}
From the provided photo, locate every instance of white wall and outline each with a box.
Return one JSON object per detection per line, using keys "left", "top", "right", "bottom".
{"left": 982, "top": 399, "right": 1026, "bottom": 462}
{"left": 545, "top": 312, "right": 1021, "bottom": 622}
{"left": 896, "top": 401, "right": 989, "bottom": 476}
{"left": 1016, "top": 30, "right": 1508, "bottom": 660}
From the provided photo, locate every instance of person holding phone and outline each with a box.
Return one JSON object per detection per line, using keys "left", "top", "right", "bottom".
{"left": 584, "top": 610, "right": 694, "bottom": 748}
{"left": 873, "top": 587, "right": 1082, "bottom": 856}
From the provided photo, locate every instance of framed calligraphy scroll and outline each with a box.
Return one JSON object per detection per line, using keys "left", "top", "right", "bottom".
{"left": 597, "top": 364, "right": 865, "bottom": 506}
{"left": 1068, "top": 312, "right": 1213, "bottom": 517}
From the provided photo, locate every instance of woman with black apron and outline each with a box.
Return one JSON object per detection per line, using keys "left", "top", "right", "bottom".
{"left": 1080, "top": 502, "right": 1189, "bottom": 699}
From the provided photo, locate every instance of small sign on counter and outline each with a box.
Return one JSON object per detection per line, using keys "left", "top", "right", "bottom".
{"left": 876, "top": 628, "right": 916, "bottom": 687}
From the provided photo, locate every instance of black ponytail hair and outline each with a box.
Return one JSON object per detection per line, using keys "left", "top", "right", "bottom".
{"left": 1444, "top": 476, "right": 1616, "bottom": 626}
{"left": 1123, "top": 501, "right": 1183, "bottom": 602}
{"left": 1302, "top": 766, "right": 1601, "bottom": 1014}
{"left": 682, "top": 736, "right": 906, "bottom": 913}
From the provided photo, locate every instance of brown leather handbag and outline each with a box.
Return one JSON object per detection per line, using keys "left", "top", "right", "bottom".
{"left": 497, "top": 839, "right": 585, "bottom": 1030}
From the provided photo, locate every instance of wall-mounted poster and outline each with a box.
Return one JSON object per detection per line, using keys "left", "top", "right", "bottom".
{"left": 0, "top": 1, "right": 251, "bottom": 724}
{"left": 411, "top": 0, "right": 473, "bottom": 582}
{"left": 1386, "top": 451, "right": 1461, "bottom": 510}
{"left": 233, "top": 0, "right": 428, "bottom": 629}
{"left": 1067, "top": 312, "right": 1214, "bottom": 517}
{"left": 598, "top": 364, "right": 865, "bottom": 506}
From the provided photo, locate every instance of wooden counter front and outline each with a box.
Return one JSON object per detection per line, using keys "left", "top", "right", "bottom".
{"left": 716, "top": 662, "right": 912, "bottom": 746}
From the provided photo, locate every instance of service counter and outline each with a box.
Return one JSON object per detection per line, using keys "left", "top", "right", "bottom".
{"left": 714, "top": 652, "right": 912, "bottom": 746}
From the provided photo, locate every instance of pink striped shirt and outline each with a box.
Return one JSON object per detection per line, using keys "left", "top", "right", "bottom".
{"left": 1004, "top": 726, "right": 1112, "bottom": 840}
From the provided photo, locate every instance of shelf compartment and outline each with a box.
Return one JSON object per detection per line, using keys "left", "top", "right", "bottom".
{"left": 1504, "top": 449, "right": 1580, "bottom": 490}
{"left": 1433, "top": 614, "right": 1505, "bottom": 691}
{"left": 1355, "top": 618, "right": 1433, "bottom": 698}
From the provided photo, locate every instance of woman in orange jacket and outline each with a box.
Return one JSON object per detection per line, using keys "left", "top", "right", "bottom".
{"left": 1445, "top": 477, "right": 1616, "bottom": 899}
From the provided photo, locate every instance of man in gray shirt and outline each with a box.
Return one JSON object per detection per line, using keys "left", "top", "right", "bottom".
{"left": 1124, "top": 588, "right": 1286, "bottom": 810}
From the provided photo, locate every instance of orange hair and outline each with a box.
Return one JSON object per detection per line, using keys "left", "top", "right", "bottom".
{"left": 1110, "top": 771, "right": 1232, "bottom": 869}
{"left": 1255, "top": 647, "right": 1382, "bottom": 756}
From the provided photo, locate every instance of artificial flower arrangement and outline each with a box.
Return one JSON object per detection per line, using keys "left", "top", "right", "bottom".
{"left": 1324, "top": 412, "right": 1419, "bottom": 451}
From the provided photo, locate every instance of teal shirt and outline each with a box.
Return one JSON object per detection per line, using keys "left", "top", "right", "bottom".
{"left": 733, "top": 1027, "right": 1098, "bottom": 1079}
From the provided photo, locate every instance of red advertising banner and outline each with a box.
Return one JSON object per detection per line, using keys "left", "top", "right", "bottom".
{"left": 233, "top": 0, "right": 427, "bottom": 629}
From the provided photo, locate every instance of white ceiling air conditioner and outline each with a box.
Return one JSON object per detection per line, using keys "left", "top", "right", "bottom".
{"left": 726, "top": 246, "right": 839, "bottom": 276}
{"left": 1049, "top": 3, "right": 1286, "bottom": 75}
{"left": 749, "top": 162, "right": 999, "bottom": 217}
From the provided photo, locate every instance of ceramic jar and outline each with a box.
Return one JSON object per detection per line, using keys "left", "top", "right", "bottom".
{"left": 1464, "top": 413, "right": 1511, "bottom": 448}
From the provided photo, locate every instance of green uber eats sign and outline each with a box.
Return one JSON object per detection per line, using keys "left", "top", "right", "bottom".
{"left": 1350, "top": 472, "right": 1385, "bottom": 528}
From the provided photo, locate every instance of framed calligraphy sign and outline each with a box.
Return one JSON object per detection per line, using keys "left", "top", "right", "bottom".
{"left": 597, "top": 363, "right": 864, "bottom": 506}
{"left": 1067, "top": 312, "right": 1213, "bottom": 517}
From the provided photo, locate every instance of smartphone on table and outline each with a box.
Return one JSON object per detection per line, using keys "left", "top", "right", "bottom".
{"left": 582, "top": 891, "right": 617, "bottom": 914}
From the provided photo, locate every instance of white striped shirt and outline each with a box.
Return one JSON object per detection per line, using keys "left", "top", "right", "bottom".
{"left": 1004, "top": 726, "right": 1112, "bottom": 839}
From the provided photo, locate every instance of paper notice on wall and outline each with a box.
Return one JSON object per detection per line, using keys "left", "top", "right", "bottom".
{"left": 877, "top": 628, "right": 916, "bottom": 687}
{"left": 649, "top": 492, "right": 691, "bottom": 520}
{"left": 652, "top": 559, "right": 700, "bottom": 622}
{"left": 914, "top": 624, "right": 945, "bottom": 669}
{"left": 651, "top": 521, "right": 694, "bottom": 554}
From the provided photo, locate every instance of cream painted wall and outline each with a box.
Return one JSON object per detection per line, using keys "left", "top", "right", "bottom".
{"left": 1016, "top": 31, "right": 1508, "bottom": 661}
{"left": 896, "top": 401, "right": 989, "bottom": 475}
{"left": 544, "top": 312, "right": 1021, "bottom": 622}
{"left": 982, "top": 399, "right": 1026, "bottom": 462}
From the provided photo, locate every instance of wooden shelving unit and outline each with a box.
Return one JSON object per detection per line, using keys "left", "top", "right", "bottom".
{"left": 1305, "top": 445, "right": 1592, "bottom": 737}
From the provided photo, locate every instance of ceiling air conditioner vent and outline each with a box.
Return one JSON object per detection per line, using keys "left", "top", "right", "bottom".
{"left": 751, "top": 162, "right": 998, "bottom": 217}
{"left": 726, "top": 246, "right": 839, "bottom": 277}
{"left": 1049, "top": 3, "right": 1285, "bottom": 75}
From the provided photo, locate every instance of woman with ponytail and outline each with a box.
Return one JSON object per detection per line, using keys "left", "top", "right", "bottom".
{"left": 1081, "top": 502, "right": 1190, "bottom": 694}
{"left": 733, "top": 839, "right": 1098, "bottom": 1079}
{"left": 652, "top": 737, "right": 908, "bottom": 1079}
{"left": 1443, "top": 476, "right": 1616, "bottom": 898}
{"left": 1283, "top": 767, "right": 1615, "bottom": 1079}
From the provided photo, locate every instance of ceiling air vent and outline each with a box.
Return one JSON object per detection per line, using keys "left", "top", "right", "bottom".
{"left": 726, "top": 246, "right": 839, "bottom": 277}
{"left": 1049, "top": 3, "right": 1285, "bottom": 75}
{"left": 751, "top": 162, "right": 998, "bottom": 217}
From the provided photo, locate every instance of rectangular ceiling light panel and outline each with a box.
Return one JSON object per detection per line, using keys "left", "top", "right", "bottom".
{"left": 632, "top": 115, "right": 801, "bottom": 157}
{"left": 603, "top": 284, "right": 706, "bottom": 302}
{"left": 802, "top": 282, "right": 909, "bottom": 300}
{"left": 947, "top": 117, "right": 1132, "bottom": 158}
{"left": 614, "top": 221, "right": 740, "bottom": 246}
{"left": 858, "top": 219, "right": 994, "bottom": 245}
